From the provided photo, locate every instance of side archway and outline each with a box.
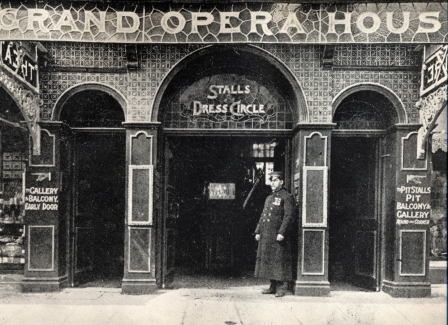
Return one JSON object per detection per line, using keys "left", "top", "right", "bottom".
{"left": 52, "top": 83, "right": 127, "bottom": 123}
{"left": 332, "top": 83, "right": 407, "bottom": 126}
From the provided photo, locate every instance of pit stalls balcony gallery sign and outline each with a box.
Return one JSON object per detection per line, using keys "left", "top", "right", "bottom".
{"left": 0, "top": 3, "right": 445, "bottom": 43}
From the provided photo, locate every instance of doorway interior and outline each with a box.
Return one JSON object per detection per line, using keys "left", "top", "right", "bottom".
{"left": 73, "top": 132, "right": 126, "bottom": 287}
{"left": 165, "top": 136, "right": 289, "bottom": 288}
{"left": 329, "top": 136, "right": 381, "bottom": 291}
{"left": 58, "top": 88, "right": 126, "bottom": 288}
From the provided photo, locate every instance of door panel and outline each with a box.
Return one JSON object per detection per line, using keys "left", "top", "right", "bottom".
{"left": 330, "top": 137, "right": 380, "bottom": 291}
{"left": 70, "top": 132, "right": 125, "bottom": 286}
{"left": 162, "top": 140, "right": 176, "bottom": 288}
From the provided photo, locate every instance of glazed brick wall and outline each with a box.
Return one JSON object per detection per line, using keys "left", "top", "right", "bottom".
{"left": 39, "top": 42, "right": 421, "bottom": 124}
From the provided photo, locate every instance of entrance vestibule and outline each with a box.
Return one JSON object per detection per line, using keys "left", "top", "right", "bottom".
{"left": 165, "top": 136, "right": 289, "bottom": 286}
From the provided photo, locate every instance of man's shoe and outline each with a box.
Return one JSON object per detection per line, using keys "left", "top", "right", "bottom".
{"left": 261, "top": 289, "right": 275, "bottom": 294}
{"left": 275, "top": 292, "right": 285, "bottom": 297}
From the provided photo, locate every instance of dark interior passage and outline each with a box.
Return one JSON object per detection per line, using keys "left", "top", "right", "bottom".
{"left": 75, "top": 133, "right": 126, "bottom": 285}
{"left": 329, "top": 137, "right": 378, "bottom": 289}
{"left": 168, "top": 137, "right": 284, "bottom": 278}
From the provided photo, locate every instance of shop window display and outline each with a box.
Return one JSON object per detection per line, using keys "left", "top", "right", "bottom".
{"left": 0, "top": 129, "right": 27, "bottom": 269}
{"left": 430, "top": 150, "right": 447, "bottom": 259}
{"left": 0, "top": 86, "right": 27, "bottom": 269}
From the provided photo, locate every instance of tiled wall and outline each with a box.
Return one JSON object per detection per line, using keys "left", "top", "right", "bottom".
{"left": 260, "top": 44, "right": 421, "bottom": 123}
{"left": 39, "top": 42, "right": 421, "bottom": 124}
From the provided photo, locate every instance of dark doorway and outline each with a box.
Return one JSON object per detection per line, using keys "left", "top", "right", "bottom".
{"left": 59, "top": 89, "right": 126, "bottom": 288}
{"left": 74, "top": 132, "right": 126, "bottom": 287}
{"left": 165, "top": 136, "right": 287, "bottom": 286}
{"left": 329, "top": 137, "right": 380, "bottom": 291}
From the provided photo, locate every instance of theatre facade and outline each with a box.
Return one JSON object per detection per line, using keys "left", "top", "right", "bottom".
{"left": 0, "top": 2, "right": 446, "bottom": 297}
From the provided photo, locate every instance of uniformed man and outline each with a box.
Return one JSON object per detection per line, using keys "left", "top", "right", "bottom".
{"left": 254, "top": 171, "right": 295, "bottom": 297}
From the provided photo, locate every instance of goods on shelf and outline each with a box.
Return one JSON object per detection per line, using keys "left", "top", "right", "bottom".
{"left": 0, "top": 151, "right": 26, "bottom": 265}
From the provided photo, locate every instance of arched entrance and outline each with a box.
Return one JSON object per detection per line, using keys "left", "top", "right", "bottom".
{"left": 154, "top": 45, "right": 305, "bottom": 288}
{"left": 56, "top": 87, "right": 126, "bottom": 287}
{"left": 330, "top": 87, "right": 401, "bottom": 291}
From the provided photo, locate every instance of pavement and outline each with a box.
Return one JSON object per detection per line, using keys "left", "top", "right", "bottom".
{"left": 0, "top": 282, "right": 446, "bottom": 325}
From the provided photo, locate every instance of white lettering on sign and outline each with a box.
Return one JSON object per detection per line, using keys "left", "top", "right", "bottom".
{"left": 0, "top": 6, "right": 443, "bottom": 44}
{"left": 396, "top": 186, "right": 431, "bottom": 194}
{"left": 396, "top": 211, "right": 430, "bottom": 218}
{"left": 116, "top": 12, "right": 140, "bottom": 33}
{"left": 193, "top": 101, "right": 266, "bottom": 117}
{"left": 207, "top": 85, "right": 251, "bottom": 99}
{"left": 421, "top": 45, "right": 447, "bottom": 96}
{"left": 25, "top": 203, "right": 40, "bottom": 210}
{"left": 191, "top": 84, "right": 270, "bottom": 120}
{"left": 397, "top": 219, "right": 430, "bottom": 225}
{"left": 28, "top": 187, "right": 59, "bottom": 195}
{"left": 0, "top": 41, "right": 38, "bottom": 88}
{"left": 25, "top": 187, "right": 59, "bottom": 211}
{"left": 395, "top": 184, "right": 431, "bottom": 225}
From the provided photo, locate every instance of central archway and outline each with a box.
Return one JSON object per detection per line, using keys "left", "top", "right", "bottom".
{"left": 152, "top": 45, "right": 307, "bottom": 125}
{"left": 153, "top": 45, "right": 305, "bottom": 289}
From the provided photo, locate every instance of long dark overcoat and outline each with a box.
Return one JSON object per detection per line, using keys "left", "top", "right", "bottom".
{"left": 254, "top": 187, "right": 295, "bottom": 281}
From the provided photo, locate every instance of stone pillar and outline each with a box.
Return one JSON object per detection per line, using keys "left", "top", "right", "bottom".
{"left": 121, "top": 123, "right": 160, "bottom": 294}
{"left": 293, "top": 123, "right": 335, "bottom": 296}
{"left": 382, "top": 124, "right": 432, "bottom": 297}
{"left": 22, "top": 122, "right": 69, "bottom": 292}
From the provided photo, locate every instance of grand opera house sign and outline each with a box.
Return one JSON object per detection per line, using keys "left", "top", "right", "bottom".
{"left": 0, "top": 2, "right": 446, "bottom": 43}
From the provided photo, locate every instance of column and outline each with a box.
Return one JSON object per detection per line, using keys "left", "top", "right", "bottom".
{"left": 382, "top": 124, "right": 432, "bottom": 297}
{"left": 22, "top": 122, "right": 69, "bottom": 292}
{"left": 121, "top": 122, "right": 160, "bottom": 294}
{"left": 293, "top": 123, "right": 335, "bottom": 296}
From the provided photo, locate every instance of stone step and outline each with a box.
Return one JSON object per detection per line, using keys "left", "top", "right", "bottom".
{"left": 0, "top": 274, "right": 23, "bottom": 292}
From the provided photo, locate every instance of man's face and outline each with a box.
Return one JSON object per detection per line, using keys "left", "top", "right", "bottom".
{"left": 270, "top": 177, "right": 283, "bottom": 191}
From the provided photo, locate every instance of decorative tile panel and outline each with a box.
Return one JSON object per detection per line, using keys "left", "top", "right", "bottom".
{"left": 334, "top": 44, "right": 421, "bottom": 67}
{"left": 39, "top": 43, "right": 421, "bottom": 124}
{"left": 260, "top": 44, "right": 421, "bottom": 123}
{"left": 44, "top": 42, "right": 126, "bottom": 68}
{"left": 39, "top": 71, "right": 127, "bottom": 120}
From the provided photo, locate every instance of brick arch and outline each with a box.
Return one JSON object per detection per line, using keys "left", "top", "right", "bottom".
{"left": 332, "top": 83, "right": 407, "bottom": 124}
{"left": 51, "top": 83, "right": 127, "bottom": 122}
{"left": 152, "top": 44, "right": 308, "bottom": 125}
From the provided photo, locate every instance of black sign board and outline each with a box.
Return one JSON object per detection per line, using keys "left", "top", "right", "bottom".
{"left": 0, "top": 41, "right": 38, "bottom": 90}
{"left": 421, "top": 45, "right": 447, "bottom": 96}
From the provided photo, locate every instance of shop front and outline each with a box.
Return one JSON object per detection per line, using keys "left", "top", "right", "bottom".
{"left": 0, "top": 2, "right": 444, "bottom": 298}
{"left": 0, "top": 41, "right": 40, "bottom": 286}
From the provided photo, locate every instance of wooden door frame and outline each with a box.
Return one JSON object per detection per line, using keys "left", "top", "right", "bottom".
{"left": 330, "top": 131, "right": 385, "bottom": 290}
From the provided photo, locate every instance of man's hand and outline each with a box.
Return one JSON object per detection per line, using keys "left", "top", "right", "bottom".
{"left": 277, "top": 234, "right": 284, "bottom": 241}
{"left": 255, "top": 234, "right": 260, "bottom": 241}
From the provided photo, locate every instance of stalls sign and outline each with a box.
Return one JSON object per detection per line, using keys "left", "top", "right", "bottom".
{"left": 0, "top": 3, "right": 445, "bottom": 44}
{"left": 180, "top": 75, "right": 279, "bottom": 124}
{"left": 192, "top": 85, "right": 271, "bottom": 120}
